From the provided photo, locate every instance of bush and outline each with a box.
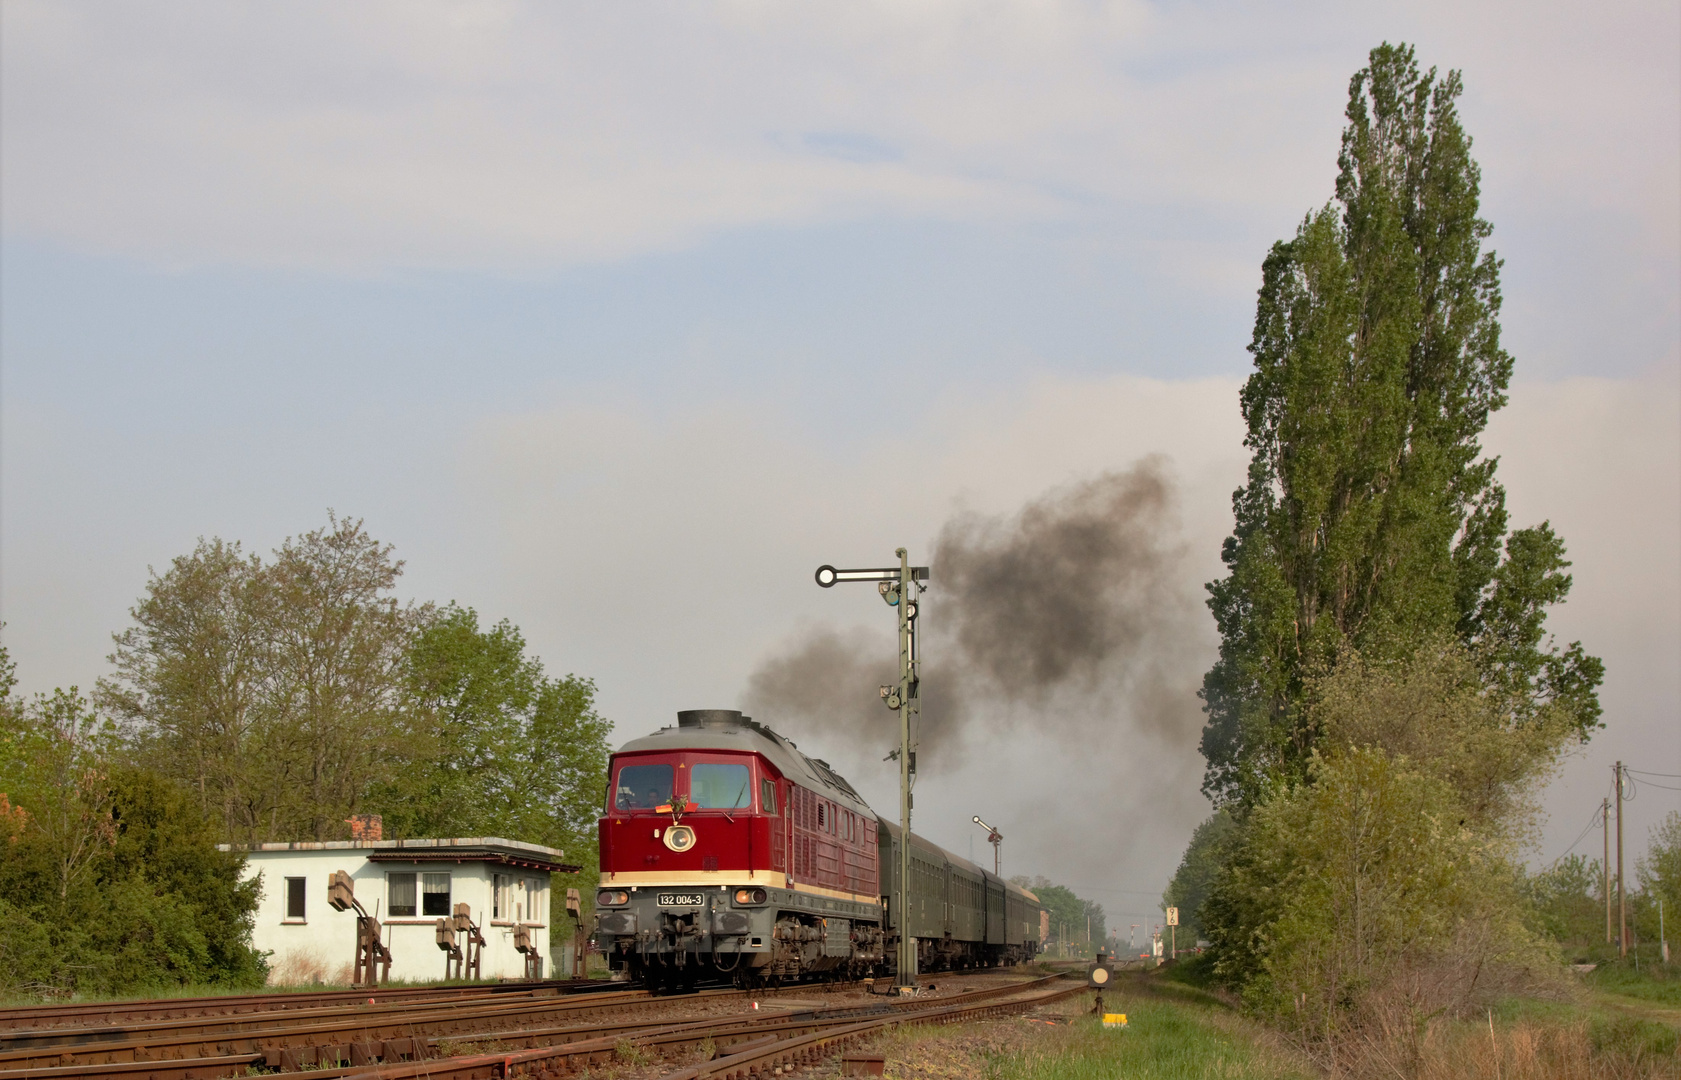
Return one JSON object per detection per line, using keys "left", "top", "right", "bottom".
{"left": 1201, "top": 641, "right": 1574, "bottom": 1067}
{"left": 0, "top": 678, "right": 265, "bottom": 997}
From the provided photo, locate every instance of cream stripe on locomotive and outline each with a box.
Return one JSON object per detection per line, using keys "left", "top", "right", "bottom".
{"left": 603, "top": 869, "right": 881, "bottom": 908}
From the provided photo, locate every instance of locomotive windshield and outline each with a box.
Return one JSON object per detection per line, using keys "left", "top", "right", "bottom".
{"left": 689, "top": 762, "right": 751, "bottom": 809}
{"left": 614, "top": 762, "right": 673, "bottom": 810}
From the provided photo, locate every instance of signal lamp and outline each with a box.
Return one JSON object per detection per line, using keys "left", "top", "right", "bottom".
{"left": 734, "top": 888, "right": 767, "bottom": 905}
{"left": 597, "top": 890, "right": 630, "bottom": 906}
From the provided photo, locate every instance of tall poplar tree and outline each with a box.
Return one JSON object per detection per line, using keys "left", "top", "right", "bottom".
{"left": 1199, "top": 44, "right": 1603, "bottom": 805}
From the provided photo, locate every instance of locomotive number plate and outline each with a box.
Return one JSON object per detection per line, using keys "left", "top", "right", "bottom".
{"left": 658, "top": 892, "right": 704, "bottom": 907}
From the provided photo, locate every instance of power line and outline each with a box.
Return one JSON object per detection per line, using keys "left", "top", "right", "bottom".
{"left": 1546, "top": 804, "right": 1603, "bottom": 868}
{"left": 1627, "top": 768, "right": 1681, "bottom": 779}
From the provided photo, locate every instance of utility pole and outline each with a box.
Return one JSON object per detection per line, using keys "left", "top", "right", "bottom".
{"left": 1617, "top": 761, "right": 1627, "bottom": 959}
{"left": 816, "top": 553, "right": 927, "bottom": 989}
{"left": 1604, "top": 796, "right": 1612, "bottom": 944}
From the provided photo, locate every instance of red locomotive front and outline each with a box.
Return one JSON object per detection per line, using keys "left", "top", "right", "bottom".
{"left": 599, "top": 750, "right": 786, "bottom": 882}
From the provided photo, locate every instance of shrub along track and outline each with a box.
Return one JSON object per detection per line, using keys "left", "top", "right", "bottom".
{"left": 0, "top": 971, "right": 1039, "bottom": 1079}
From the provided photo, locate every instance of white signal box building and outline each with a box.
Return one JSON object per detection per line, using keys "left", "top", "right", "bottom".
{"left": 225, "top": 837, "right": 579, "bottom": 984}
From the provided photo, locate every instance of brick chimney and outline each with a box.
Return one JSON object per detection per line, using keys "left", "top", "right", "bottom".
{"left": 346, "top": 814, "right": 383, "bottom": 842}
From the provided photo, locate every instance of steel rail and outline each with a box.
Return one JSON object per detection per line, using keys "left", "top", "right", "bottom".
{"left": 0, "top": 971, "right": 1047, "bottom": 1079}
{"left": 333, "top": 976, "right": 1084, "bottom": 1080}
{"left": 0, "top": 987, "right": 685, "bottom": 1072}
{"left": 374, "top": 971, "right": 1074, "bottom": 1068}
{"left": 659, "top": 982, "right": 1087, "bottom": 1080}
{"left": 0, "top": 987, "right": 593, "bottom": 1051}
{"left": 0, "top": 981, "right": 608, "bottom": 1032}
{"left": 0, "top": 972, "right": 955, "bottom": 1075}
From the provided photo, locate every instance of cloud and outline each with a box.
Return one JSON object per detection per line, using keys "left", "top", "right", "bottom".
{"left": 2, "top": 1, "right": 1673, "bottom": 274}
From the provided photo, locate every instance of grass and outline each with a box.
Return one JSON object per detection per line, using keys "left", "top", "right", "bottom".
{"left": 981, "top": 960, "right": 1681, "bottom": 1080}
{"left": 978, "top": 977, "right": 1311, "bottom": 1080}
{"left": 1587, "top": 961, "right": 1681, "bottom": 1008}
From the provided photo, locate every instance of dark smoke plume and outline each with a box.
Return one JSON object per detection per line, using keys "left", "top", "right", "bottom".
{"left": 743, "top": 457, "right": 1207, "bottom": 769}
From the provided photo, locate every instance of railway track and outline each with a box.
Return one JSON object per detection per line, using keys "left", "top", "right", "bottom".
{"left": 339, "top": 973, "right": 1086, "bottom": 1080}
{"left": 657, "top": 979, "right": 1086, "bottom": 1080}
{"left": 0, "top": 985, "right": 643, "bottom": 1054}
{"left": 0, "top": 970, "right": 1063, "bottom": 1079}
{"left": 0, "top": 986, "right": 687, "bottom": 1073}
{"left": 0, "top": 980, "right": 614, "bottom": 1033}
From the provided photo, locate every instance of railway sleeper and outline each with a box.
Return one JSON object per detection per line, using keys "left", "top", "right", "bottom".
{"left": 264, "top": 1036, "right": 427, "bottom": 1072}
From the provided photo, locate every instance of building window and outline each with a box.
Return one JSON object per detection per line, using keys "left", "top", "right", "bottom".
{"left": 388, "top": 872, "right": 417, "bottom": 917}
{"left": 761, "top": 778, "right": 777, "bottom": 815}
{"left": 422, "top": 872, "right": 451, "bottom": 917}
{"left": 493, "top": 873, "right": 510, "bottom": 920}
{"left": 525, "top": 878, "right": 543, "bottom": 922}
{"left": 285, "top": 877, "right": 306, "bottom": 920}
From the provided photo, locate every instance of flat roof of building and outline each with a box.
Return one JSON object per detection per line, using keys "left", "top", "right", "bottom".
{"left": 217, "top": 837, "right": 580, "bottom": 874}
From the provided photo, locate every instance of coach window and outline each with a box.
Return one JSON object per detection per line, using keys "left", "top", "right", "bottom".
{"left": 760, "top": 778, "right": 777, "bottom": 815}
{"left": 388, "top": 872, "right": 418, "bottom": 917}
{"left": 614, "top": 763, "right": 674, "bottom": 810}
{"left": 284, "top": 877, "right": 306, "bottom": 921}
{"left": 422, "top": 872, "right": 451, "bottom": 917}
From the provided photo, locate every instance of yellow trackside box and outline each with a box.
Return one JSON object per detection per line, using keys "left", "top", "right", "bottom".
{"left": 1103, "top": 1013, "right": 1128, "bottom": 1028}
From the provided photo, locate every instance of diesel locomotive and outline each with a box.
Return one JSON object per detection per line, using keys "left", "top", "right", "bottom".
{"left": 592, "top": 709, "right": 1044, "bottom": 989}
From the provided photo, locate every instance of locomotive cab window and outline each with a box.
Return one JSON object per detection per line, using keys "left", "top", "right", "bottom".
{"left": 760, "top": 778, "right": 777, "bottom": 814}
{"left": 689, "top": 762, "right": 751, "bottom": 809}
{"left": 614, "top": 763, "right": 674, "bottom": 810}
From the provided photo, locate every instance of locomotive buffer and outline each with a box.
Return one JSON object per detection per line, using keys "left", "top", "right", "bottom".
{"left": 816, "top": 549, "right": 928, "bottom": 989}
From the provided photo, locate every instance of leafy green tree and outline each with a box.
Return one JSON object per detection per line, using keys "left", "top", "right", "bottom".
{"left": 1163, "top": 809, "right": 1238, "bottom": 943}
{"left": 365, "top": 604, "right": 612, "bottom": 940}
{"left": 1011, "top": 875, "right": 1104, "bottom": 957}
{"left": 101, "top": 515, "right": 414, "bottom": 841}
{"left": 370, "top": 604, "right": 610, "bottom": 858}
{"left": 1637, "top": 811, "right": 1681, "bottom": 950}
{"left": 1199, "top": 43, "right": 1602, "bottom": 805}
{"left": 98, "top": 539, "right": 271, "bottom": 838}
{"left": 1525, "top": 855, "right": 1605, "bottom": 950}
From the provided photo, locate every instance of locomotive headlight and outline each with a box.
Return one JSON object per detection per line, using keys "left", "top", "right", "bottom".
{"left": 664, "top": 824, "right": 697, "bottom": 852}
{"left": 733, "top": 888, "right": 767, "bottom": 905}
{"left": 597, "top": 890, "right": 629, "bottom": 906}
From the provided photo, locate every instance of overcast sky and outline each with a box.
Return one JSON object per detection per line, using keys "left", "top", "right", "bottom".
{"left": 3, "top": 0, "right": 1677, "bottom": 926}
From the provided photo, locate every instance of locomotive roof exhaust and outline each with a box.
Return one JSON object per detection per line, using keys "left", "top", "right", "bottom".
{"left": 677, "top": 710, "right": 746, "bottom": 728}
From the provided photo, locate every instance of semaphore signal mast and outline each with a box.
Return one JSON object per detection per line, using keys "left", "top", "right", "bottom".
{"left": 815, "top": 549, "right": 928, "bottom": 989}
